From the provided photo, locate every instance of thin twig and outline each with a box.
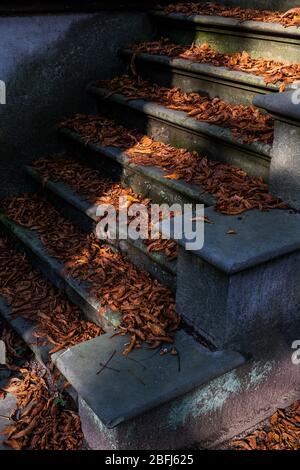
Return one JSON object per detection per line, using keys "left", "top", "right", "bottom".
{"left": 96, "top": 349, "right": 116, "bottom": 375}
{"left": 98, "top": 362, "right": 120, "bottom": 373}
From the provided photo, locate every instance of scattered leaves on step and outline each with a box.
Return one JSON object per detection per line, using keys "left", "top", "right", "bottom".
{"left": 1, "top": 198, "right": 181, "bottom": 353}
{"left": 32, "top": 155, "right": 178, "bottom": 261}
{"left": 162, "top": 2, "right": 300, "bottom": 27}
{"left": 97, "top": 74, "right": 274, "bottom": 144}
{"left": 231, "top": 400, "right": 300, "bottom": 450}
{"left": 58, "top": 114, "right": 141, "bottom": 148}
{"left": 58, "top": 114, "right": 285, "bottom": 216}
{"left": 131, "top": 39, "right": 300, "bottom": 91}
{"left": 1, "top": 366, "right": 83, "bottom": 450}
{"left": 0, "top": 238, "right": 103, "bottom": 352}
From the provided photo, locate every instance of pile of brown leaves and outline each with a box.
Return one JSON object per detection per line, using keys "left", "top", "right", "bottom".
{"left": 58, "top": 114, "right": 284, "bottom": 215}
{"left": 32, "top": 155, "right": 178, "bottom": 260}
{"left": 0, "top": 237, "right": 102, "bottom": 353}
{"left": 126, "top": 136, "right": 285, "bottom": 215}
{"left": 232, "top": 400, "right": 300, "bottom": 450}
{"left": 1, "top": 196, "right": 180, "bottom": 354}
{"left": 131, "top": 39, "right": 300, "bottom": 91}
{"left": 97, "top": 75, "right": 274, "bottom": 144}
{"left": 2, "top": 366, "right": 83, "bottom": 450}
{"left": 58, "top": 114, "right": 141, "bottom": 148}
{"left": 162, "top": 2, "right": 300, "bottom": 27}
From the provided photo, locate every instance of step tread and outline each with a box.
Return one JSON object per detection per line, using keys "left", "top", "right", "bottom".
{"left": 152, "top": 10, "right": 300, "bottom": 38}
{"left": 0, "top": 211, "right": 121, "bottom": 330}
{"left": 25, "top": 165, "right": 177, "bottom": 276}
{"left": 59, "top": 127, "right": 216, "bottom": 205}
{"left": 52, "top": 329, "right": 245, "bottom": 428}
{"left": 121, "top": 48, "right": 280, "bottom": 92}
{"left": 88, "top": 83, "right": 272, "bottom": 158}
{"left": 158, "top": 207, "right": 300, "bottom": 274}
{"left": 254, "top": 90, "right": 300, "bottom": 123}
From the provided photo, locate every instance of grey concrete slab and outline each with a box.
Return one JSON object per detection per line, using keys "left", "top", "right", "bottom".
{"left": 52, "top": 329, "right": 245, "bottom": 428}
{"left": 254, "top": 91, "right": 300, "bottom": 126}
{"left": 157, "top": 207, "right": 300, "bottom": 274}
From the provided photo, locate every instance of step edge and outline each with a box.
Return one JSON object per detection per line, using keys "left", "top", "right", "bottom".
{"left": 121, "top": 48, "right": 280, "bottom": 92}
{"left": 151, "top": 10, "right": 300, "bottom": 39}
{"left": 52, "top": 330, "right": 246, "bottom": 428}
{"left": 88, "top": 84, "right": 272, "bottom": 159}
{"left": 156, "top": 208, "right": 300, "bottom": 274}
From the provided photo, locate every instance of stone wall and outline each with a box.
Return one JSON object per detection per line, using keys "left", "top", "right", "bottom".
{"left": 0, "top": 11, "right": 153, "bottom": 197}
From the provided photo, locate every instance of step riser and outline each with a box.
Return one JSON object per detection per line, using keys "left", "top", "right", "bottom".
{"left": 60, "top": 130, "right": 215, "bottom": 206}
{"left": 123, "top": 54, "right": 274, "bottom": 106}
{"left": 28, "top": 172, "right": 177, "bottom": 290}
{"left": 176, "top": 246, "right": 300, "bottom": 350}
{"left": 155, "top": 19, "right": 300, "bottom": 63}
{"left": 0, "top": 216, "right": 121, "bottom": 332}
{"left": 93, "top": 96, "right": 271, "bottom": 180}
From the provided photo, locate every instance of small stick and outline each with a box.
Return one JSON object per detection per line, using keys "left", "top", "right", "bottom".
{"left": 98, "top": 362, "right": 120, "bottom": 373}
{"left": 96, "top": 350, "right": 116, "bottom": 375}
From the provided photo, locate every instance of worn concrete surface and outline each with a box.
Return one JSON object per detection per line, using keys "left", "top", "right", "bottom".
{"left": 156, "top": 207, "right": 300, "bottom": 349}
{"left": 76, "top": 333, "right": 300, "bottom": 449}
{"left": 270, "top": 121, "right": 300, "bottom": 211}
{"left": 52, "top": 330, "right": 244, "bottom": 428}
{"left": 254, "top": 91, "right": 300, "bottom": 125}
{"left": 160, "top": 207, "right": 300, "bottom": 274}
{"left": 0, "top": 12, "right": 153, "bottom": 198}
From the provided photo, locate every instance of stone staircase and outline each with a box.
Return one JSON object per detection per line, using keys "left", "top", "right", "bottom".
{"left": 1, "top": 1, "right": 300, "bottom": 450}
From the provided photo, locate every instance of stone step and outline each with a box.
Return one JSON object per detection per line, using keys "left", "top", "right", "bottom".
{"left": 0, "top": 211, "right": 121, "bottom": 332}
{"left": 25, "top": 164, "right": 177, "bottom": 290}
{"left": 120, "top": 48, "right": 281, "bottom": 106}
{"left": 156, "top": 206, "right": 300, "bottom": 351}
{"left": 151, "top": 9, "right": 300, "bottom": 63}
{"left": 59, "top": 127, "right": 215, "bottom": 207}
{"left": 87, "top": 83, "right": 272, "bottom": 180}
{"left": 52, "top": 329, "right": 245, "bottom": 449}
{"left": 0, "top": 296, "right": 78, "bottom": 407}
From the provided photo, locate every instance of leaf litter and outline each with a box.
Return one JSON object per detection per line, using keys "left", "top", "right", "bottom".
{"left": 0, "top": 310, "right": 84, "bottom": 450}
{"left": 59, "top": 114, "right": 285, "bottom": 216}
{"left": 96, "top": 74, "right": 274, "bottom": 144}
{"left": 231, "top": 400, "right": 300, "bottom": 450}
{"left": 0, "top": 197, "right": 181, "bottom": 355}
{"left": 161, "top": 2, "right": 300, "bottom": 28}
{"left": 131, "top": 39, "right": 300, "bottom": 92}
{"left": 31, "top": 154, "right": 178, "bottom": 260}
